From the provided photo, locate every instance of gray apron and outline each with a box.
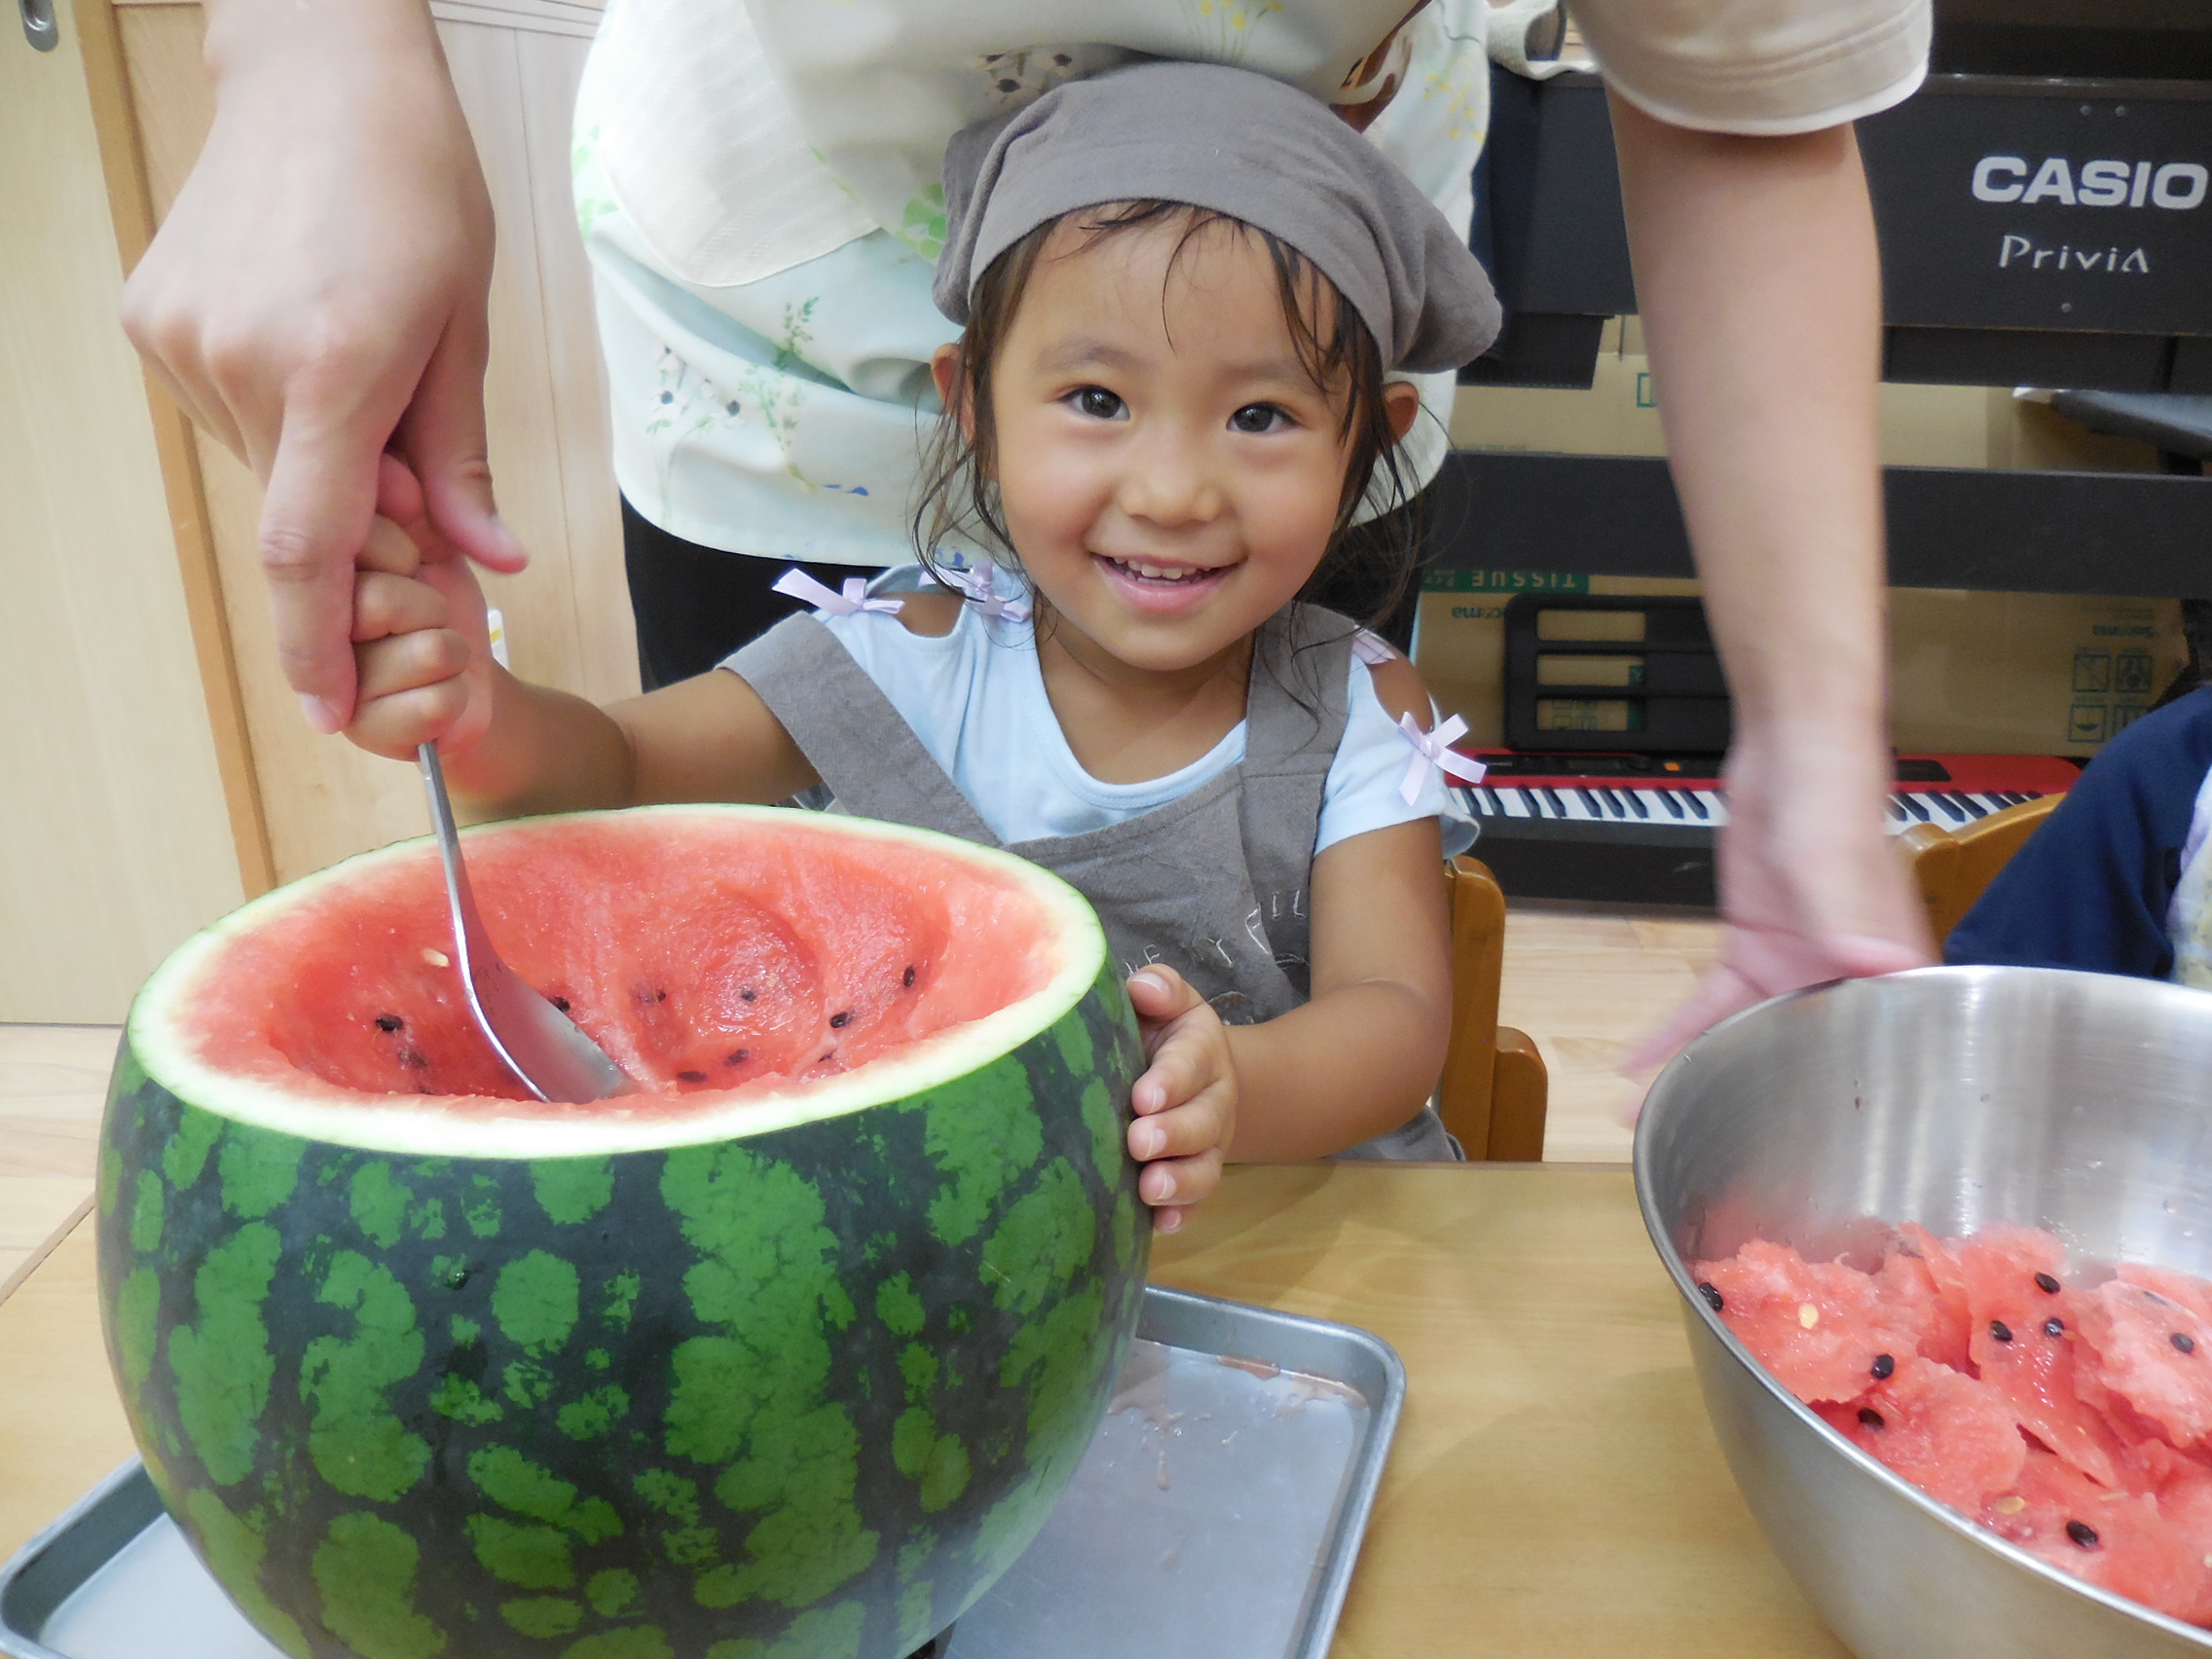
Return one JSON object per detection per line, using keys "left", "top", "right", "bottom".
{"left": 729, "top": 605, "right": 1457, "bottom": 1161}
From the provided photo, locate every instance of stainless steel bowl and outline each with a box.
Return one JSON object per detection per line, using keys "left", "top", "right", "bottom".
{"left": 1636, "top": 966, "right": 2212, "bottom": 1659}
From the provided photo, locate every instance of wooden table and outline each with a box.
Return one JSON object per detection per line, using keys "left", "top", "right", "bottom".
{"left": 0, "top": 1164, "right": 1847, "bottom": 1657}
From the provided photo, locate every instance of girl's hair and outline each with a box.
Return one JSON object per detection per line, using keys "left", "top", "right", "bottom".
{"left": 910, "top": 201, "right": 1418, "bottom": 631}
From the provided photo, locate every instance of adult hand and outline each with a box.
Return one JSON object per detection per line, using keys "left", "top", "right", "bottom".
{"left": 1607, "top": 96, "right": 1936, "bottom": 1071}
{"left": 1623, "top": 734, "right": 1932, "bottom": 1073}
{"left": 122, "top": 0, "right": 527, "bottom": 736}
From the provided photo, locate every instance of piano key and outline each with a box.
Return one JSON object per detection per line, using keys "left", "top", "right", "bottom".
{"left": 1495, "top": 788, "right": 1532, "bottom": 818}
{"left": 1692, "top": 791, "right": 1728, "bottom": 826}
{"left": 1900, "top": 794, "right": 1931, "bottom": 823}
{"left": 1576, "top": 787, "right": 1603, "bottom": 818}
{"left": 1929, "top": 793, "right": 1966, "bottom": 823}
{"left": 1624, "top": 790, "right": 1649, "bottom": 821}
{"left": 1539, "top": 787, "right": 1567, "bottom": 818}
{"left": 1658, "top": 790, "right": 1685, "bottom": 820}
{"left": 1887, "top": 796, "right": 1907, "bottom": 822}
{"left": 1683, "top": 792, "right": 1710, "bottom": 822}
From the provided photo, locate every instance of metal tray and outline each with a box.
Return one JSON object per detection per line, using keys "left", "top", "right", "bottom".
{"left": 1, "top": 1286, "right": 1402, "bottom": 1659}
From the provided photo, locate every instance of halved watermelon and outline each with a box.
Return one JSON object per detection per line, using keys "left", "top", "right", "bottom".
{"left": 97, "top": 807, "right": 1149, "bottom": 1659}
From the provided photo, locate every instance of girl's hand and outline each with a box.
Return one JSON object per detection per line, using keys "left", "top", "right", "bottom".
{"left": 1124, "top": 967, "right": 1237, "bottom": 1234}
{"left": 344, "top": 456, "right": 498, "bottom": 761}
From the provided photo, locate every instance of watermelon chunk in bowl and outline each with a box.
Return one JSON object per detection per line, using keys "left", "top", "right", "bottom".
{"left": 96, "top": 805, "right": 1149, "bottom": 1659}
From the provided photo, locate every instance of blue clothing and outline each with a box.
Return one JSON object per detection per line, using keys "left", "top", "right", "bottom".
{"left": 1945, "top": 687, "right": 2212, "bottom": 982}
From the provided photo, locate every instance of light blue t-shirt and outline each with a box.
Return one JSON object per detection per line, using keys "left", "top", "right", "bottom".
{"left": 780, "top": 596, "right": 1473, "bottom": 856}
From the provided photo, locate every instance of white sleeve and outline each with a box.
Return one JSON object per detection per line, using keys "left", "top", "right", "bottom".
{"left": 1569, "top": 0, "right": 1930, "bottom": 137}
{"left": 1316, "top": 656, "right": 1479, "bottom": 858}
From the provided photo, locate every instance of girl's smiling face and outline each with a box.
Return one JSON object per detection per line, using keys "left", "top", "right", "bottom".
{"left": 933, "top": 212, "right": 1419, "bottom": 682}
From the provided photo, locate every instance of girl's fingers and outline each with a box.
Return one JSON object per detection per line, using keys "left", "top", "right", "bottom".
{"left": 1139, "top": 1146, "right": 1223, "bottom": 1211}
{"left": 1131, "top": 1015, "right": 1226, "bottom": 1114}
{"left": 1127, "top": 1082, "right": 1233, "bottom": 1161}
{"left": 343, "top": 678, "right": 471, "bottom": 760}
{"left": 351, "top": 571, "right": 449, "bottom": 643}
{"left": 355, "top": 626, "right": 471, "bottom": 703}
{"left": 356, "top": 511, "right": 422, "bottom": 577}
{"left": 1125, "top": 966, "right": 1204, "bottom": 1034}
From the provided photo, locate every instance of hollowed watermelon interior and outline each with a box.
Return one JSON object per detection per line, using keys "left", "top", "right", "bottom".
{"left": 136, "top": 808, "right": 1100, "bottom": 1153}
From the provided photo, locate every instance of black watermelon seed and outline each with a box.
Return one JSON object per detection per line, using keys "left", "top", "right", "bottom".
{"left": 2044, "top": 1318, "right": 2066, "bottom": 1339}
{"left": 2174, "top": 1332, "right": 2197, "bottom": 1354}
{"left": 374, "top": 1014, "right": 404, "bottom": 1033}
{"left": 1858, "top": 1407, "right": 1886, "bottom": 1429}
{"left": 677, "top": 1070, "right": 708, "bottom": 1084}
{"left": 2034, "top": 1272, "right": 2062, "bottom": 1295}
{"left": 551, "top": 996, "right": 571, "bottom": 1014}
{"left": 2066, "top": 1520, "right": 2100, "bottom": 1549}
{"left": 1697, "top": 1281, "right": 1724, "bottom": 1312}
{"left": 741, "top": 987, "right": 756, "bottom": 1003}
{"left": 903, "top": 965, "right": 916, "bottom": 988}
{"left": 1990, "top": 1320, "right": 2014, "bottom": 1344}
{"left": 830, "top": 1012, "right": 851, "bottom": 1028}
{"left": 655, "top": 989, "right": 667, "bottom": 1003}
{"left": 724, "top": 1050, "right": 749, "bottom": 1067}
{"left": 1871, "top": 1353, "right": 1896, "bottom": 1381}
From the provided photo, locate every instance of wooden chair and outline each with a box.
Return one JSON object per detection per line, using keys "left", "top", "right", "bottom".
{"left": 1896, "top": 793, "right": 2062, "bottom": 944}
{"left": 1435, "top": 855, "right": 1549, "bottom": 1161}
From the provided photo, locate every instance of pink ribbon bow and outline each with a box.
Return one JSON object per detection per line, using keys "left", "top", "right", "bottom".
{"left": 1396, "top": 713, "right": 1488, "bottom": 805}
{"left": 773, "top": 568, "right": 904, "bottom": 618}
{"left": 938, "top": 560, "right": 1033, "bottom": 623}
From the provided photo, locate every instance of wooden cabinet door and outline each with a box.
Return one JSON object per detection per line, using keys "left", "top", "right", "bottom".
{"left": 0, "top": 2, "right": 244, "bottom": 1020}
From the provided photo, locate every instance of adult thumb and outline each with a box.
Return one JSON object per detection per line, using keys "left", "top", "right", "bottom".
{"left": 399, "top": 309, "right": 529, "bottom": 576}
{"left": 258, "top": 414, "right": 378, "bottom": 733}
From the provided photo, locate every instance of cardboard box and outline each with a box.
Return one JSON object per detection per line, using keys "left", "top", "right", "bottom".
{"left": 1413, "top": 575, "right": 2187, "bottom": 756}
{"left": 1889, "top": 589, "right": 2185, "bottom": 756}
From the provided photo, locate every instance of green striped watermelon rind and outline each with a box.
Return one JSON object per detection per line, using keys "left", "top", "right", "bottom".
{"left": 96, "top": 809, "right": 1152, "bottom": 1659}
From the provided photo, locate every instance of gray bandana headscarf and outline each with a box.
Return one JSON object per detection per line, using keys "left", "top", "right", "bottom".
{"left": 932, "top": 59, "right": 1501, "bottom": 374}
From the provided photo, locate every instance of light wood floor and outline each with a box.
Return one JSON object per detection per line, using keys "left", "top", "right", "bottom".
{"left": 0, "top": 904, "right": 1715, "bottom": 1304}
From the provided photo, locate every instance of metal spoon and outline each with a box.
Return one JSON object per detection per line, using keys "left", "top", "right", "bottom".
{"left": 418, "top": 744, "right": 633, "bottom": 1103}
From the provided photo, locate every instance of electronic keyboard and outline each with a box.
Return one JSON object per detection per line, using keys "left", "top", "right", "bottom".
{"left": 1456, "top": 752, "right": 2083, "bottom": 906}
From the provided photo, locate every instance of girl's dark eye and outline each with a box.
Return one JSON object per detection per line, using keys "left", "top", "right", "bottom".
{"left": 1073, "top": 387, "right": 1126, "bottom": 421}
{"left": 1230, "top": 403, "right": 1288, "bottom": 434}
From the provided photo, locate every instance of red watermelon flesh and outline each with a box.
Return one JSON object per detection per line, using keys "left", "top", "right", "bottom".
{"left": 1874, "top": 1242, "right": 1973, "bottom": 1372}
{"left": 1698, "top": 1227, "right": 2212, "bottom": 1630}
{"left": 1982, "top": 1448, "right": 2207, "bottom": 1617}
{"left": 178, "top": 810, "right": 1065, "bottom": 1117}
{"left": 1827, "top": 1356, "right": 2026, "bottom": 1513}
{"left": 1697, "top": 1239, "right": 1922, "bottom": 1403}
{"left": 2076, "top": 1277, "right": 2212, "bottom": 1451}
{"left": 1956, "top": 1227, "right": 2125, "bottom": 1488}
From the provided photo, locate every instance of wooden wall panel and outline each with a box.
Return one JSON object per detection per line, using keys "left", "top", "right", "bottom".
{"left": 111, "top": 1, "right": 630, "bottom": 882}
{"left": 0, "top": 7, "right": 243, "bottom": 1020}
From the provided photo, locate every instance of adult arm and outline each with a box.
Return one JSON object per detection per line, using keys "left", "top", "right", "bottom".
{"left": 1609, "top": 95, "right": 1933, "bottom": 1065}
{"left": 122, "top": 0, "right": 525, "bottom": 736}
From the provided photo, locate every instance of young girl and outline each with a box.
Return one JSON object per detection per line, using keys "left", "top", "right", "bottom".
{"left": 342, "top": 61, "right": 1500, "bottom": 1230}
